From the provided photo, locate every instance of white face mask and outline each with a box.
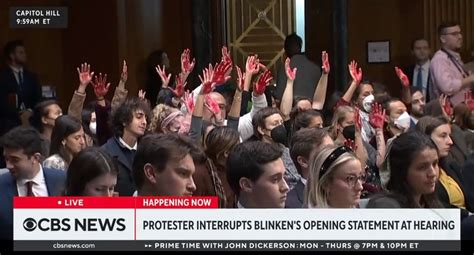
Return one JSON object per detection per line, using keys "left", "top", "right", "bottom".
{"left": 89, "top": 121, "right": 97, "bottom": 135}
{"left": 362, "top": 94, "right": 375, "bottom": 112}
{"left": 394, "top": 112, "right": 411, "bottom": 131}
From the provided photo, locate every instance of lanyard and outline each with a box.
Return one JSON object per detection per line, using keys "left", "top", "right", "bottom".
{"left": 441, "top": 48, "right": 469, "bottom": 78}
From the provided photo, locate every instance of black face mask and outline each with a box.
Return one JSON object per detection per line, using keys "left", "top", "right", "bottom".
{"left": 270, "top": 125, "right": 288, "bottom": 146}
{"left": 342, "top": 125, "right": 355, "bottom": 141}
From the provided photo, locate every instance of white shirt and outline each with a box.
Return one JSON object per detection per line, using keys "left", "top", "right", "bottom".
{"left": 412, "top": 60, "right": 430, "bottom": 97}
{"left": 300, "top": 177, "right": 307, "bottom": 186}
{"left": 16, "top": 165, "right": 49, "bottom": 197}
{"left": 237, "top": 201, "right": 245, "bottom": 209}
{"left": 118, "top": 137, "right": 137, "bottom": 150}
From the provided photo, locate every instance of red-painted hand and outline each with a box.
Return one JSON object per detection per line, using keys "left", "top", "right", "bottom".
{"left": 155, "top": 65, "right": 171, "bottom": 88}
{"left": 77, "top": 62, "right": 94, "bottom": 86}
{"left": 285, "top": 58, "right": 297, "bottom": 81}
{"left": 236, "top": 65, "right": 245, "bottom": 91}
{"left": 181, "top": 48, "right": 195, "bottom": 75}
{"left": 254, "top": 69, "right": 272, "bottom": 96}
{"left": 92, "top": 73, "right": 111, "bottom": 98}
{"left": 171, "top": 75, "right": 186, "bottom": 98}
{"left": 395, "top": 66, "right": 410, "bottom": 88}
{"left": 322, "top": 51, "right": 330, "bottom": 74}
{"left": 369, "top": 102, "right": 386, "bottom": 129}
{"left": 349, "top": 60, "right": 363, "bottom": 84}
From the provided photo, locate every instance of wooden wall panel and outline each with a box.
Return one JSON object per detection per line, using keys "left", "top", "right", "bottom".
{"left": 424, "top": 0, "right": 474, "bottom": 58}
{"left": 226, "top": 0, "right": 295, "bottom": 76}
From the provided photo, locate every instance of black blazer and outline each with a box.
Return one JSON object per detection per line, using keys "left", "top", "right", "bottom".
{"left": 101, "top": 136, "right": 136, "bottom": 196}
{"left": 285, "top": 179, "right": 305, "bottom": 208}
{"left": 0, "top": 66, "right": 42, "bottom": 134}
{"left": 436, "top": 160, "right": 474, "bottom": 219}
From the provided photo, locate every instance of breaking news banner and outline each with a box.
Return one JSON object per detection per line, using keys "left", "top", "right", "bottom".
{"left": 9, "top": 7, "right": 68, "bottom": 28}
{"left": 13, "top": 197, "right": 460, "bottom": 252}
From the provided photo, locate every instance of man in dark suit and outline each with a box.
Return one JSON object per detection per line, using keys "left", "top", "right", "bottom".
{"left": 275, "top": 33, "right": 321, "bottom": 103}
{"left": 403, "top": 38, "right": 432, "bottom": 102}
{"left": 0, "top": 127, "right": 65, "bottom": 240}
{"left": 286, "top": 128, "right": 334, "bottom": 208}
{"left": 102, "top": 98, "right": 150, "bottom": 196}
{"left": 0, "top": 40, "right": 42, "bottom": 135}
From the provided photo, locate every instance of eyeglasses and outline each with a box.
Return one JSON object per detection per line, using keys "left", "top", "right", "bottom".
{"left": 442, "top": 31, "right": 462, "bottom": 36}
{"left": 343, "top": 174, "right": 366, "bottom": 188}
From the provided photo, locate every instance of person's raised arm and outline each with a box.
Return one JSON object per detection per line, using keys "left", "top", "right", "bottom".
{"left": 280, "top": 58, "right": 297, "bottom": 121}
{"left": 369, "top": 103, "right": 386, "bottom": 168}
{"left": 111, "top": 60, "right": 128, "bottom": 112}
{"left": 341, "top": 60, "right": 363, "bottom": 104}
{"left": 68, "top": 62, "right": 94, "bottom": 120}
{"left": 189, "top": 65, "right": 216, "bottom": 141}
{"left": 179, "top": 48, "right": 195, "bottom": 82}
{"left": 395, "top": 66, "right": 411, "bottom": 105}
{"left": 312, "top": 51, "right": 330, "bottom": 110}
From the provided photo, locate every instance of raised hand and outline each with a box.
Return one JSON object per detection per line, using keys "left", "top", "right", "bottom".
{"left": 369, "top": 102, "right": 386, "bottom": 129}
{"left": 254, "top": 69, "right": 272, "bottom": 96}
{"left": 465, "top": 90, "right": 474, "bottom": 110}
{"left": 246, "top": 55, "right": 261, "bottom": 75}
{"left": 91, "top": 73, "right": 111, "bottom": 99}
{"left": 395, "top": 66, "right": 409, "bottom": 88}
{"left": 155, "top": 65, "right": 171, "bottom": 88}
{"left": 184, "top": 90, "right": 195, "bottom": 114}
{"left": 221, "top": 46, "right": 232, "bottom": 66}
{"left": 213, "top": 60, "right": 232, "bottom": 85}
{"left": 120, "top": 60, "right": 128, "bottom": 83}
{"left": 344, "top": 139, "right": 357, "bottom": 151}
{"left": 205, "top": 94, "right": 221, "bottom": 116}
{"left": 77, "top": 62, "right": 94, "bottom": 86}
{"left": 440, "top": 94, "right": 453, "bottom": 119}
{"left": 285, "top": 58, "right": 297, "bottom": 81}
{"left": 171, "top": 75, "right": 186, "bottom": 98}
{"left": 236, "top": 65, "right": 245, "bottom": 91}
{"left": 138, "top": 89, "right": 146, "bottom": 100}
{"left": 349, "top": 60, "right": 363, "bottom": 84}
{"left": 354, "top": 107, "right": 362, "bottom": 133}
{"left": 199, "top": 64, "right": 216, "bottom": 94}
{"left": 322, "top": 51, "right": 330, "bottom": 74}
{"left": 181, "top": 48, "right": 195, "bottom": 75}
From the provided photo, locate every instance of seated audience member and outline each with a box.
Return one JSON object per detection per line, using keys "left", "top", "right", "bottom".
{"left": 252, "top": 107, "right": 300, "bottom": 189}
{"left": 304, "top": 145, "right": 364, "bottom": 208}
{"left": 287, "top": 128, "right": 333, "bottom": 208}
{"left": 30, "top": 99, "right": 63, "bottom": 155}
{"left": 43, "top": 115, "right": 85, "bottom": 171}
{"left": 194, "top": 126, "right": 240, "bottom": 208}
{"left": 368, "top": 131, "right": 442, "bottom": 208}
{"left": 290, "top": 109, "right": 324, "bottom": 137}
{"left": 408, "top": 88, "right": 426, "bottom": 124}
{"left": 102, "top": 98, "right": 150, "bottom": 196}
{"left": 133, "top": 133, "right": 197, "bottom": 196}
{"left": 0, "top": 127, "right": 65, "bottom": 240}
{"left": 417, "top": 116, "right": 474, "bottom": 217}
{"left": 226, "top": 141, "right": 289, "bottom": 208}
{"left": 64, "top": 147, "right": 118, "bottom": 197}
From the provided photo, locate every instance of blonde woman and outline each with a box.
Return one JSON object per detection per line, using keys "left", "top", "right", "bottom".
{"left": 148, "top": 104, "right": 185, "bottom": 134}
{"left": 304, "top": 145, "right": 364, "bottom": 208}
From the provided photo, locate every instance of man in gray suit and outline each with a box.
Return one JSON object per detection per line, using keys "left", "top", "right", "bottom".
{"left": 275, "top": 33, "right": 321, "bottom": 103}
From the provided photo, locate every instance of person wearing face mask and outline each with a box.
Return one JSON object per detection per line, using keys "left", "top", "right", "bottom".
{"left": 381, "top": 99, "right": 412, "bottom": 149}
{"left": 252, "top": 107, "right": 300, "bottom": 190}
{"left": 81, "top": 107, "right": 98, "bottom": 147}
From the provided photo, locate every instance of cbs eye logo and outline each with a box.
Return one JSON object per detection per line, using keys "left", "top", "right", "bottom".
{"left": 23, "top": 218, "right": 37, "bottom": 232}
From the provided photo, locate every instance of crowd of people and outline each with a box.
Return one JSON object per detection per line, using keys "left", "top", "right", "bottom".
{"left": 1, "top": 21, "right": 474, "bottom": 240}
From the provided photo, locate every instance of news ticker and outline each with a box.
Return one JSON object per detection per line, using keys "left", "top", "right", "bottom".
{"left": 13, "top": 197, "right": 461, "bottom": 251}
